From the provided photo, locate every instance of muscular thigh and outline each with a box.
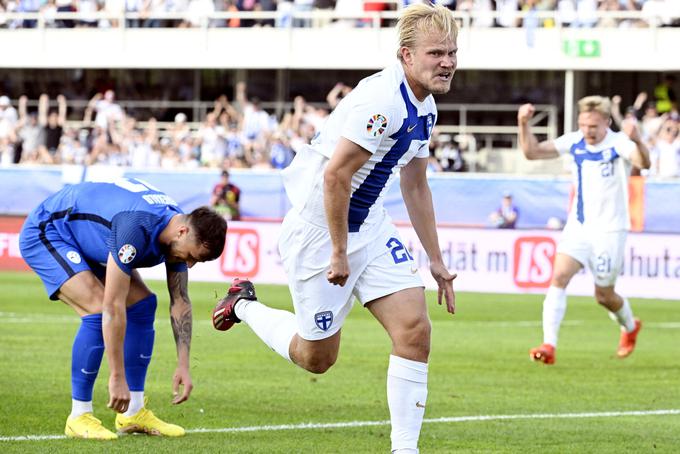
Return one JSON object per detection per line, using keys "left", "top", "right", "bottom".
{"left": 57, "top": 268, "right": 152, "bottom": 316}
{"left": 19, "top": 219, "right": 96, "bottom": 302}
{"left": 367, "top": 287, "right": 429, "bottom": 336}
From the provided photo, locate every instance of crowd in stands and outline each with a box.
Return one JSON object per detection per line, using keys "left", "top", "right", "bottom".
{"left": 0, "top": 76, "right": 677, "bottom": 176}
{"left": 0, "top": 82, "right": 333, "bottom": 170}
{"left": 0, "top": 0, "right": 678, "bottom": 29}
{"left": 611, "top": 75, "right": 680, "bottom": 178}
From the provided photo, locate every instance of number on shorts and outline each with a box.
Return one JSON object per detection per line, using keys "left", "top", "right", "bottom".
{"left": 596, "top": 255, "right": 611, "bottom": 274}
{"left": 386, "top": 237, "right": 413, "bottom": 264}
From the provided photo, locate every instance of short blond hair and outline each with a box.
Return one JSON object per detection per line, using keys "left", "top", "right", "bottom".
{"left": 577, "top": 95, "right": 612, "bottom": 120}
{"left": 396, "top": 3, "right": 458, "bottom": 61}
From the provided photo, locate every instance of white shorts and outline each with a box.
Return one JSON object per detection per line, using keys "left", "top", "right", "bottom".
{"left": 278, "top": 211, "right": 424, "bottom": 341}
{"left": 557, "top": 222, "right": 627, "bottom": 287}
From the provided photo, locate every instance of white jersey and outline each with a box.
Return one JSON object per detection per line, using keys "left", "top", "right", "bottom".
{"left": 281, "top": 63, "right": 435, "bottom": 234}
{"left": 553, "top": 129, "right": 636, "bottom": 232}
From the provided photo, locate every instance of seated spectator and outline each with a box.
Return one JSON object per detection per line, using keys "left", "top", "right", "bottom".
{"left": 210, "top": 169, "right": 241, "bottom": 220}
{"left": 489, "top": 192, "right": 520, "bottom": 228}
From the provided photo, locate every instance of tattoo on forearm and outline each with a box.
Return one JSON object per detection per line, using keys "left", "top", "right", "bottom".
{"left": 171, "top": 307, "right": 192, "bottom": 352}
{"left": 168, "top": 270, "right": 192, "bottom": 352}
{"left": 168, "top": 271, "right": 189, "bottom": 306}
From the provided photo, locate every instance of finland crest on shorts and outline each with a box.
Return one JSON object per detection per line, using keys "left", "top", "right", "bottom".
{"left": 314, "top": 311, "right": 333, "bottom": 331}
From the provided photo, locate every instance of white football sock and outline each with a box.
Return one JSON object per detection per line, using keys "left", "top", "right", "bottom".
{"left": 235, "top": 299, "right": 297, "bottom": 362}
{"left": 387, "top": 355, "right": 428, "bottom": 453}
{"left": 611, "top": 298, "right": 636, "bottom": 332}
{"left": 123, "top": 391, "right": 145, "bottom": 416}
{"left": 70, "top": 399, "right": 93, "bottom": 418}
{"left": 542, "top": 286, "right": 567, "bottom": 347}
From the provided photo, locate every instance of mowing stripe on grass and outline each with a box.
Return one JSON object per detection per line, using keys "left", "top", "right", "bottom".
{"left": 0, "top": 313, "right": 584, "bottom": 328}
{"left": 2, "top": 409, "right": 679, "bottom": 442}
{"left": 5, "top": 312, "right": 680, "bottom": 330}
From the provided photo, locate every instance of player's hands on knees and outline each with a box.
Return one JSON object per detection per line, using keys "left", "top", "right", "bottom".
{"left": 517, "top": 104, "right": 535, "bottom": 125}
{"left": 430, "top": 262, "right": 457, "bottom": 314}
{"left": 107, "top": 374, "right": 131, "bottom": 413}
{"left": 172, "top": 367, "right": 193, "bottom": 405}
{"left": 327, "top": 252, "right": 350, "bottom": 287}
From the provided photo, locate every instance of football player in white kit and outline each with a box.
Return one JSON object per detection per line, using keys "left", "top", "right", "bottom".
{"left": 517, "top": 96, "right": 650, "bottom": 365}
{"left": 212, "top": 4, "right": 457, "bottom": 452}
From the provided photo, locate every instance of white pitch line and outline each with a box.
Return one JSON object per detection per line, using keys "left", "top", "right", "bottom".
{"left": 1, "top": 409, "right": 679, "bottom": 442}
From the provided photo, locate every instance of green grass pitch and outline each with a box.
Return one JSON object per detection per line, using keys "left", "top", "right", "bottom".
{"left": 0, "top": 271, "right": 679, "bottom": 453}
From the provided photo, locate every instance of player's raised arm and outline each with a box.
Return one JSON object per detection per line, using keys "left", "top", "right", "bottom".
{"left": 166, "top": 267, "right": 194, "bottom": 404}
{"left": 102, "top": 253, "right": 132, "bottom": 414}
{"left": 323, "top": 137, "right": 371, "bottom": 287}
{"left": 517, "top": 103, "right": 560, "bottom": 160}
{"left": 400, "top": 157, "right": 456, "bottom": 314}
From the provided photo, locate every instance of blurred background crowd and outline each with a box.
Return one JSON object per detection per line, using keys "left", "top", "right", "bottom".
{"left": 0, "top": 0, "right": 678, "bottom": 30}
{"left": 0, "top": 74, "right": 677, "bottom": 176}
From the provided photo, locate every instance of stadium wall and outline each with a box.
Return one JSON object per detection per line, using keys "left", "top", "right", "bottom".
{"left": 1, "top": 218, "right": 677, "bottom": 299}
{"left": 1, "top": 27, "right": 679, "bottom": 70}
{"left": 0, "top": 166, "right": 678, "bottom": 233}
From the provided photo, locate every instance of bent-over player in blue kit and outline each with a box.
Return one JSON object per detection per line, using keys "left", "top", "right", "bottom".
{"left": 19, "top": 178, "right": 227, "bottom": 440}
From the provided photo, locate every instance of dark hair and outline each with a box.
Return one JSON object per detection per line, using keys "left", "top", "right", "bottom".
{"left": 188, "top": 206, "right": 227, "bottom": 261}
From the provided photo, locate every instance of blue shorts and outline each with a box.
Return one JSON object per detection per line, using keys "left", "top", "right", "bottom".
{"left": 20, "top": 210, "right": 104, "bottom": 300}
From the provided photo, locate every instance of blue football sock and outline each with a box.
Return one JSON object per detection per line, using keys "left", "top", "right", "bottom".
{"left": 124, "top": 294, "right": 157, "bottom": 392}
{"left": 71, "top": 313, "right": 104, "bottom": 402}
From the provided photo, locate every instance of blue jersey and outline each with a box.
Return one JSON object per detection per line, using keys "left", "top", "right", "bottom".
{"left": 27, "top": 179, "right": 186, "bottom": 275}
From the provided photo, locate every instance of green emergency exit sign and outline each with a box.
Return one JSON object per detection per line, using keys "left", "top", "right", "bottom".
{"left": 563, "top": 39, "right": 601, "bottom": 58}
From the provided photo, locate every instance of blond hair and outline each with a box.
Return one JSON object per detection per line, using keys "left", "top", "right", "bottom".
{"left": 396, "top": 3, "right": 458, "bottom": 61}
{"left": 577, "top": 95, "right": 612, "bottom": 119}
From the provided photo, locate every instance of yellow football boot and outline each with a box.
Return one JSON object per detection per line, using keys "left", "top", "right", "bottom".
{"left": 115, "top": 406, "right": 185, "bottom": 437}
{"left": 65, "top": 413, "right": 118, "bottom": 440}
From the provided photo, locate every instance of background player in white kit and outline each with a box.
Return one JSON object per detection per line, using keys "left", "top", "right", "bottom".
{"left": 517, "top": 96, "right": 650, "bottom": 365}
{"left": 212, "top": 4, "right": 457, "bottom": 453}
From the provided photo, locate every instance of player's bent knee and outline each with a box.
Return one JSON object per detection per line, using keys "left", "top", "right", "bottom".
{"left": 394, "top": 318, "right": 431, "bottom": 359}
{"left": 296, "top": 347, "right": 338, "bottom": 374}
{"left": 594, "top": 287, "right": 615, "bottom": 306}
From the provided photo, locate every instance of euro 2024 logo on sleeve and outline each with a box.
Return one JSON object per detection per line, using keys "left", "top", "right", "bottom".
{"left": 513, "top": 236, "right": 556, "bottom": 288}
{"left": 366, "top": 114, "right": 387, "bottom": 137}
{"left": 220, "top": 227, "right": 259, "bottom": 278}
{"left": 118, "top": 244, "right": 137, "bottom": 264}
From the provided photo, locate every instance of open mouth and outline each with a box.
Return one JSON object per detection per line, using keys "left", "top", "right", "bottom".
{"left": 437, "top": 72, "right": 452, "bottom": 81}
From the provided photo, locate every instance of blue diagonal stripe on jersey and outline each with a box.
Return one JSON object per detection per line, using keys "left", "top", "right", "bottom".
{"left": 570, "top": 138, "right": 620, "bottom": 223}
{"left": 348, "top": 83, "right": 434, "bottom": 232}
